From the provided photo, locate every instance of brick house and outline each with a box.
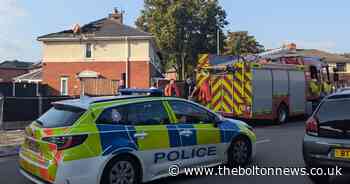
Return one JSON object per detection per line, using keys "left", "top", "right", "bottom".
{"left": 0, "top": 60, "right": 35, "bottom": 82}
{"left": 37, "top": 9, "right": 162, "bottom": 96}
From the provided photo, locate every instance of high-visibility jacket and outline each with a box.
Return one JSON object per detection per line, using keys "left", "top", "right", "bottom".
{"left": 309, "top": 80, "right": 321, "bottom": 96}
{"left": 322, "top": 82, "right": 332, "bottom": 94}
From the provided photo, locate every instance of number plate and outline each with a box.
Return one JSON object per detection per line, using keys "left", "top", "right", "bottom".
{"left": 334, "top": 149, "right": 350, "bottom": 159}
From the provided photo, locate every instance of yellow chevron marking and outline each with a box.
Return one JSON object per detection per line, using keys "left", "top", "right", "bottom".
{"left": 233, "top": 92, "right": 244, "bottom": 104}
{"left": 233, "top": 103, "right": 240, "bottom": 114}
{"left": 212, "top": 80, "right": 221, "bottom": 92}
{"left": 222, "top": 81, "right": 233, "bottom": 93}
{"left": 223, "top": 95, "right": 234, "bottom": 107}
{"left": 233, "top": 80, "right": 243, "bottom": 96}
{"left": 221, "top": 102, "right": 231, "bottom": 113}
{"left": 213, "top": 102, "right": 221, "bottom": 111}
{"left": 212, "top": 92, "right": 221, "bottom": 105}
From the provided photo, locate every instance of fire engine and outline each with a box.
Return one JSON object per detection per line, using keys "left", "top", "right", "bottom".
{"left": 194, "top": 44, "right": 334, "bottom": 123}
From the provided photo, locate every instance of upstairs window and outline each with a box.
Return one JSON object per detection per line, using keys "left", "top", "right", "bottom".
{"left": 336, "top": 63, "right": 346, "bottom": 72}
{"left": 85, "top": 43, "right": 92, "bottom": 58}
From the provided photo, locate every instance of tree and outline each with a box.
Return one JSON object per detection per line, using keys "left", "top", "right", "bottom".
{"left": 224, "top": 31, "right": 264, "bottom": 57}
{"left": 136, "top": 0, "right": 228, "bottom": 80}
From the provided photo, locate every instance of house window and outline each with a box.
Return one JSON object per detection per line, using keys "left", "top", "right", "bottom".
{"left": 336, "top": 63, "right": 346, "bottom": 72}
{"left": 60, "top": 77, "right": 68, "bottom": 96}
{"left": 85, "top": 43, "right": 92, "bottom": 58}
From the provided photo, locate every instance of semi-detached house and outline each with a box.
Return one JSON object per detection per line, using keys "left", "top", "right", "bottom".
{"left": 38, "top": 9, "right": 162, "bottom": 96}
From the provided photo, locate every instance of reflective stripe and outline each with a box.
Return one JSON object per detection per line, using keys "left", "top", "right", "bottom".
{"left": 163, "top": 101, "right": 177, "bottom": 123}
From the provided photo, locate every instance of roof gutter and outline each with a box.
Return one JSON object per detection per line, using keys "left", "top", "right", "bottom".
{"left": 37, "top": 36, "right": 154, "bottom": 42}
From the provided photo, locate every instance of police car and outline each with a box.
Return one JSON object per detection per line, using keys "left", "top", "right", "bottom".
{"left": 19, "top": 95, "right": 256, "bottom": 184}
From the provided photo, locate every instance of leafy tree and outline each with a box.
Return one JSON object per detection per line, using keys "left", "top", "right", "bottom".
{"left": 224, "top": 31, "right": 264, "bottom": 57}
{"left": 136, "top": 0, "right": 228, "bottom": 79}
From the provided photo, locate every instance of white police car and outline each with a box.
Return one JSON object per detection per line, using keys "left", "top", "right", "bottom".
{"left": 19, "top": 96, "right": 256, "bottom": 184}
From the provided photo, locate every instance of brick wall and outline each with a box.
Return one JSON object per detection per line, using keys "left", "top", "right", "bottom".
{"left": 129, "top": 61, "right": 150, "bottom": 88}
{"left": 43, "top": 61, "right": 150, "bottom": 96}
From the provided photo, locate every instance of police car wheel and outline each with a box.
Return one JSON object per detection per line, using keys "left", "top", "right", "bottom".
{"left": 276, "top": 104, "right": 288, "bottom": 124}
{"left": 101, "top": 155, "right": 141, "bottom": 184}
{"left": 228, "top": 137, "right": 251, "bottom": 167}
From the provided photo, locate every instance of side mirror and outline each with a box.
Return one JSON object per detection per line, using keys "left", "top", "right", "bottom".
{"left": 212, "top": 115, "right": 223, "bottom": 127}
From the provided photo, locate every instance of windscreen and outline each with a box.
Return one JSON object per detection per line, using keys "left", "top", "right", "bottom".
{"left": 317, "top": 100, "right": 350, "bottom": 123}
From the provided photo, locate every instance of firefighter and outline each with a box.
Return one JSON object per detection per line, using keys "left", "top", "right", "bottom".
{"left": 309, "top": 78, "right": 321, "bottom": 97}
{"left": 164, "top": 79, "right": 181, "bottom": 97}
{"left": 190, "top": 79, "right": 212, "bottom": 107}
{"left": 322, "top": 81, "right": 332, "bottom": 95}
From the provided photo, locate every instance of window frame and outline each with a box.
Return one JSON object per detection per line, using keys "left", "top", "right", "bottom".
{"left": 168, "top": 100, "right": 219, "bottom": 125}
{"left": 85, "top": 43, "right": 93, "bottom": 58}
{"left": 336, "top": 63, "right": 346, "bottom": 72}
{"left": 95, "top": 100, "right": 171, "bottom": 126}
{"left": 60, "top": 77, "right": 68, "bottom": 96}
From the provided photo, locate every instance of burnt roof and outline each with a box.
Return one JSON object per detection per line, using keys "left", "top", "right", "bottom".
{"left": 38, "top": 18, "right": 152, "bottom": 40}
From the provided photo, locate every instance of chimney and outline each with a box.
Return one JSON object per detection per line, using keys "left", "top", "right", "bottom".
{"left": 109, "top": 8, "right": 123, "bottom": 24}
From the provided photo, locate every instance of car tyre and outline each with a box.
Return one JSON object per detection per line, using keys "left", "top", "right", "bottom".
{"left": 276, "top": 104, "right": 289, "bottom": 124}
{"left": 101, "top": 155, "right": 141, "bottom": 184}
{"left": 227, "top": 136, "right": 251, "bottom": 168}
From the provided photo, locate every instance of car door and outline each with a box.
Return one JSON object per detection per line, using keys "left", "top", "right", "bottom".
{"left": 167, "top": 100, "right": 224, "bottom": 167}
{"left": 124, "top": 101, "right": 178, "bottom": 177}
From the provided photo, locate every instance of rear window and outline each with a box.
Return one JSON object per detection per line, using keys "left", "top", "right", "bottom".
{"left": 37, "top": 105, "right": 85, "bottom": 128}
{"left": 316, "top": 100, "right": 350, "bottom": 123}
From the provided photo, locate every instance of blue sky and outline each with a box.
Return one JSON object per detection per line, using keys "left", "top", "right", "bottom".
{"left": 1, "top": 0, "right": 349, "bottom": 62}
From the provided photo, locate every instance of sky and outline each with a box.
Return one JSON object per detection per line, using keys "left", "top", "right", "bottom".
{"left": 1, "top": 0, "right": 350, "bottom": 62}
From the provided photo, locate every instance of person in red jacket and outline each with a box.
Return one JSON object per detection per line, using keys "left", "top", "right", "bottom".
{"left": 190, "top": 79, "right": 212, "bottom": 105}
{"left": 164, "top": 79, "right": 181, "bottom": 97}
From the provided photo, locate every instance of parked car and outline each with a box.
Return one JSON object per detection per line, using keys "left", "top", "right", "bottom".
{"left": 303, "top": 90, "right": 350, "bottom": 183}
{"left": 19, "top": 95, "right": 256, "bottom": 184}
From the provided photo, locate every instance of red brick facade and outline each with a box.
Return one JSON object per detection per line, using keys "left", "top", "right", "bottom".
{"left": 42, "top": 61, "right": 151, "bottom": 96}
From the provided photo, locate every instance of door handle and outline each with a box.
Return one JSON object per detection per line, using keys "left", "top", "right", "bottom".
{"left": 134, "top": 132, "right": 148, "bottom": 139}
{"left": 179, "top": 130, "right": 193, "bottom": 137}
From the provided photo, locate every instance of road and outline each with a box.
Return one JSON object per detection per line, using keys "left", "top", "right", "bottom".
{"left": 1, "top": 120, "right": 349, "bottom": 184}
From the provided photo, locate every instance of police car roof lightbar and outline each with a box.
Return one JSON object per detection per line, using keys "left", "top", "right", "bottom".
{"left": 118, "top": 88, "right": 164, "bottom": 97}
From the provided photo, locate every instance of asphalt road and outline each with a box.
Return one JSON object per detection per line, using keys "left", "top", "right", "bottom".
{"left": 1, "top": 120, "right": 349, "bottom": 184}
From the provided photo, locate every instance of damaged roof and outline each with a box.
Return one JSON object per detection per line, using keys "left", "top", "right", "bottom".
{"left": 38, "top": 18, "right": 152, "bottom": 41}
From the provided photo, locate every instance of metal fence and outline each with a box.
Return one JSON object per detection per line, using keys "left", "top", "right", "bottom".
{"left": 2, "top": 96, "right": 75, "bottom": 130}
{"left": 0, "top": 95, "right": 3, "bottom": 131}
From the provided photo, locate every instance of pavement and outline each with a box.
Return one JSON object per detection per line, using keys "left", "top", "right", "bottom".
{"left": 0, "top": 120, "right": 349, "bottom": 184}
{"left": 0, "top": 130, "right": 24, "bottom": 157}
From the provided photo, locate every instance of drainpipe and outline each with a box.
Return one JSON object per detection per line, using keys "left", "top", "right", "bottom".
{"left": 12, "top": 81, "right": 15, "bottom": 96}
{"left": 125, "top": 36, "right": 130, "bottom": 88}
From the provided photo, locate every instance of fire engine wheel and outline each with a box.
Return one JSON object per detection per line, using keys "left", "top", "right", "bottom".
{"left": 276, "top": 104, "right": 288, "bottom": 124}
